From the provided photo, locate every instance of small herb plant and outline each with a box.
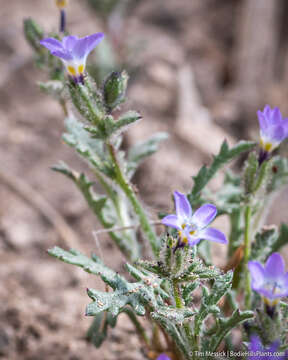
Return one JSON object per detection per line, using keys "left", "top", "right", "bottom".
{"left": 24, "top": 2, "right": 288, "bottom": 359}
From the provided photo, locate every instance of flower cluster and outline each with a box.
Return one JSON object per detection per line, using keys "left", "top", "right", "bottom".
{"left": 248, "top": 253, "right": 288, "bottom": 306}
{"left": 161, "top": 191, "right": 227, "bottom": 247}
{"left": 40, "top": 33, "right": 104, "bottom": 83}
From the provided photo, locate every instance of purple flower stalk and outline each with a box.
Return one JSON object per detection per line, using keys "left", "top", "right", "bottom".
{"left": 248, "top": 335, "right": 286, "bottom": 360}
{"left": 161, "top": 191, "right": 227, "bottom": 247}
{"left": 157, "top": 355, "right": 171, "bottom": 360}
{"left": 248, "top": 253, "right": 288, "bottom": 306}
{"left": 257, "top": 105, "right": 288, "bottom": 163}
{"left": 55, "top": 1, "right": 68, "bottom": 32}
{"left": 40, "top": 33, "right": 104, "bottom": 83}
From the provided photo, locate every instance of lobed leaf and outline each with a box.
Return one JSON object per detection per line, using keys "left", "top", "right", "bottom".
{"left": 250, "top": 227, "right": 278, "bottom": 262}
{"left": 151, "top": 306, "right": 195, "bottom": 325}
{"left": 48, "top": 247, "right": 118, "bottom": 288}
{"left": 127, "top": 132, "right": 169, "bottom": 178}
{"left": 86, "top": 311, "right": 117, "bottom": 348}
{"left": 270, "top": 223, "right": 288, "bottom": 254}
{"left": 189, "top": 140, "right": 256, "bottom": 203}
{"left": 194, "top": 271, "right": 233, "bottom": 335}
{"left": 204, "top": 309, "right": 254, "bottom": 352}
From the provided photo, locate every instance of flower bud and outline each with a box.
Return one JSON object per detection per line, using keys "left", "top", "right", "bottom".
{"left": 23, "top": 18, "right": 44, "bottom": 53}
{"left": 103, "top": 71, "right": 128, "bottom": 112}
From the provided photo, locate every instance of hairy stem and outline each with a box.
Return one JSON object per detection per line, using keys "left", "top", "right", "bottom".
{"left": 77, "top": 84, "right": 103, "bottom": 125}
{"left": 122, "top": 308, "right": 150, "bottom": 348}
{"left": 107, "top": 142, "right": 159, "bottom": 256}
{"left": 244, "top": 205, "right": 252, "bottom": 309}
{"left": 92, "top": 168, "right": 139, "bottom": 257}
{"left": 172, "top": 280, "right": 196, "bottom": 360}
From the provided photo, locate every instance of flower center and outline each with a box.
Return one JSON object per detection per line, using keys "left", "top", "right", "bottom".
{"left": 264, "top": 281, "right": 283, "bottom": 295}
{"left": 260, "top": 138, "right": 273, "bottom": 152}
{"left": 178, "top": 223, "right": 198, "bottom": 244}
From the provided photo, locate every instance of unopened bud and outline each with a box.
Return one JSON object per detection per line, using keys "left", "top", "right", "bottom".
{"left": 23, "top": 18, "right": 44, "bottom": 52}
{"left": 103, "top": 71, "right": 128, "bottom": 112}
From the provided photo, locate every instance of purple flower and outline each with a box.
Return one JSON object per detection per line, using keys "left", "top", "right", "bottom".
{"left": 157, "top": 355, "right": 171, "bottom": 360}
{"left": 248, "top": 253, "right": 288, "bottom": 306}
{"left": 161, "top": 191, "right": 227, "bottom": 247}
{"left": 40, "top": 33, "right": 104, "bottom": 83}
{"left": 257, "top": 105, "right": 288, "bottom": 154}
{"left": 248, "top": 335, "right": 286, "bottom": 360}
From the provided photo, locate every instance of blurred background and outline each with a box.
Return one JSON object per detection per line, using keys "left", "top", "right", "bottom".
{"left": 0, "top": 0, "right": 288, "bottom": 359}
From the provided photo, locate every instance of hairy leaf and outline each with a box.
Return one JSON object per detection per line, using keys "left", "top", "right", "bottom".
{"left": 150, "top": 314, "right": 190, "bottom": 359}
{"left": 48, "top": 247, "right": 118, "bottom": 287}
{"left": 62, "top": 115, "right": 112, "bottom": 176}
{"left": 48, "top": 248, "right": 165, "bottom": 318}
{"left": 189, "top": 140, "right": 256, "bottom": 203}
{"left": 194, "top": 271, "right": 233, "bottom": 335}
{"left": 86, "top": 311, "right": 117, "bottom": 348}
{"left": 204, "top": 309, "right": 254, "bottom": 352}
{"left": 127, "top": 132, "right": 168, "bottom": 178}
{"left": 271, "top": 223, "right": 288, "bottom": 254}
{"left": 52, "top": 162, "right": 137, "bottom": 260}
{"left": 251, "top": 227, "right": 278, "bottom": 261}
{"left": 152, "top": 306, "right": 195, "bottom": 325}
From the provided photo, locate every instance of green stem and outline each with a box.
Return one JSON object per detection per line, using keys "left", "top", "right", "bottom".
{"left": 93, "top": 168, "right": 139, "bottom": 260}
{"left": 172, "top": 280, "right": 196, "bottom": 360}
{"left": 172, "top": 280, "right": 183, "bottom": 309}
{"left": 244, "top": 205, "right": 252, "bottom": 309}
{"left": 77, "top": 84, "right": 103, "bottom": 125}
{"left": 107, "top": 143, "right": 159, "bottom": 256}
{"left": 228, "top": 209, "right": 242, "bottom": 257}
{"left": 122, "top": 308, "right": 150, "bottom": 348}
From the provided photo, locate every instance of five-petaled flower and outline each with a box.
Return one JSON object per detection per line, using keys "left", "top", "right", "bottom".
{"left": 257, "top": 105, "right": 288, "bottom": 162}
{"left": 248, "top": 253, "right": 288, "bottom": 306}
{"left": 248, "top": 335, "right": 286, "bottom": 360}
{"left": 40, "top": 33, "right": 104, "bottom": 83}
{"left": 161, "top": 191, "right": 227, "bottom": 247}
{"left": 157, "top": 354, "right": 171, "bottom": 360}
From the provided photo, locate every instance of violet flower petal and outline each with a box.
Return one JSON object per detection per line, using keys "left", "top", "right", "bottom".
{"left": 199, "top": 227, "right": 227, "bottom": 244}
{"left": 266, "top": 125, "right": 285, "bottom": 142}
{"left": 265, "top": 253, "right": 285, "bottom": 279}
{"left": 161, "top": 214, "right": 180, "bottom": 229}
{"left": 63, "top": 35, "right": 79, "bottom": 51}
{"left": 157, "top": 355, "right": 171, "bottom": 360}
{"left": 73, "top": 33, "right": 104, "bottom": 59}
{"left": 249, "top": 335, "right": 263, "bottom": 353}
{"left": 191, "top": 204, "right": 217, "bottom": 229}
{"left": 51, "top": 50, "right": 73, "bottom": 61}
{"left": 258, "top": 105, "right": 288, "bottom": 151}
{"left": 174, "top": 191, "right": 192, "bottom": 220}
{"left": 257, "top": 111, "right": 268, "bottom": 131}
{"left": 248, "top": 261, "right": 265, "bottom": 289}
{"left": 40, "top": 38, "right": 63, "bottom": 52}
{"left": 187, "top": 237, "right": 201, "bottom": 247}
